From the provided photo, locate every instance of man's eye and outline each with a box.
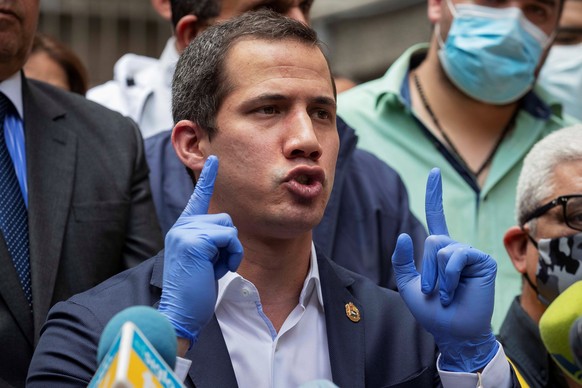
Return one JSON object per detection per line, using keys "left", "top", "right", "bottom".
{"left": 567, "top": 210, "right": 582, "bottom": 227}
{"left": 314, "top": 109, "right": 330, "bottom": 120}
{"left": 260, "top": 106, "right": 277, "bottom": 115}
{"left": 522, "top": 4, "right": 552, "bottom": 24}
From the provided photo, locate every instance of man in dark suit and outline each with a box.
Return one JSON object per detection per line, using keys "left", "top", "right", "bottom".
{"left": 29, "top": 11, "right": 516, "bottom": 387}
{"left": 145, "top": 0, "right": 427, "bottom": 290}
{"left": 0, "top": 1, "right": 163, "bottom": 386}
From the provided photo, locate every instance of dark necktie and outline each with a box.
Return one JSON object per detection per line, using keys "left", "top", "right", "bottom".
{"left": 0, "top": 92, "right": 32, "bottom": 308}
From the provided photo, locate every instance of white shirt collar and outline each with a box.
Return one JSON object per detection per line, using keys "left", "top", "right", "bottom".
{"left": 160, "top": 37, "right": 179, "bottom": 88}
{"left": 216, "top": 242, "right": 324, "bottom": 309}
{"left": 0, "top": 72, "right": 24, "bottom": 118}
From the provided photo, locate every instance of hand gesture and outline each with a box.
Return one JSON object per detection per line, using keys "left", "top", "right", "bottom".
{"left": 392, "top": 168, "right": 498, "bottom": 372}
{"left": 158, "top": 156, "right": 244, "bottom": 346}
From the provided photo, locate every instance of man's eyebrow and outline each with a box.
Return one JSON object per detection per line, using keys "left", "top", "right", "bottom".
{"left": 558, "top": 27, "right": 582, "bottom": 34}
{"left": 246, "top": 93, "right": 287, "bottom": 104}
{"left": 246, "top": 94, "right": 336, "bottom": 108}
{"left": 536, "top": 0, "right": 558, "bottom": 8}
{"left": 311, "top": 96, "right": 337, "bottom": 109}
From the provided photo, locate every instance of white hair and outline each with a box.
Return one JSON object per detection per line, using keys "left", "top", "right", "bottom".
{"left": 517, "top": 124, "right": 582, "bottom": 226}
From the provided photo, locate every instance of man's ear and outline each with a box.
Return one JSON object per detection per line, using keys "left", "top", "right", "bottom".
{"left": 150, "top": 0, "right": 172, "bottom": 21}
{"left": 172, "top": 120, "right": 208, "bottom": 174}
{"left": 427, "top": 0, "right": 443, "bottom": 24}
{"left": 175, "top": 14, "right": 203, "bottom": 52}
{"left": 503, "top": 226, "right": 530, "bottom": 274}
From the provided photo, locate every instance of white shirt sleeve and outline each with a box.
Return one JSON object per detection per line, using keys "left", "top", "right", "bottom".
{"left": 437, "top": 342, "right": 512, "bottom": 388}
{"left": 174, "top": 356, "right": 193, "bottom": 382}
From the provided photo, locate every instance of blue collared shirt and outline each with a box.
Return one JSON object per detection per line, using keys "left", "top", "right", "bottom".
{"left": 0, "top": 72, "right": 28, "bottom": 207}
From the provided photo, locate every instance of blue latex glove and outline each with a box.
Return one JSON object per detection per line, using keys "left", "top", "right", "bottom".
{"left": 158, "top": 156, "right": 244, "bottom": 346}
{"left": 392, "top": 168, "right": 498, "bottom": 372}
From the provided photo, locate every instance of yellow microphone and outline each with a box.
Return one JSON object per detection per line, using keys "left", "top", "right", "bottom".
{"left": 539, "top": 280, "right": 582, "bottom": 383}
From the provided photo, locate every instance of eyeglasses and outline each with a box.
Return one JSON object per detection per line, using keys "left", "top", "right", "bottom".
{"left": 522, "top": 195, "right": 582, "bottom": 232}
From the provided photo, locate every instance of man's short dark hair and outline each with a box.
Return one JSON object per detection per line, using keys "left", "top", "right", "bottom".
{"left": 172, "top": 9, "right": 335, "bottom": 140}
{"left": 169, "top": 0, "right": 220, "bottom": 28}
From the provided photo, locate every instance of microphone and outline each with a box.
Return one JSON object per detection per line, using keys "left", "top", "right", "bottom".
{"left": 539, "top": 281, "right": 582, "bottom": 383}
{"left": 570, "top": 316, "right": 582, "bottom": 369}
{"left": 88, "top": 305, "right": 185, "bottom": 388}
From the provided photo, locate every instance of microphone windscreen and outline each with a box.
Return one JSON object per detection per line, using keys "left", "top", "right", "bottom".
{"left": 570, "top": 316, "right": 582, "bottom": 369}
{"left": 97, "top": 306, "right": 177, "bottom": 369}
{"left": 539, "top": 280, "right": 582, "bottom": 383}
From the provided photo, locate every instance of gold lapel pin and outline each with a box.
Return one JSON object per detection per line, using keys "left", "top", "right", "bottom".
{"left": 345, "top": 302, "right": 361, "bottom": 323}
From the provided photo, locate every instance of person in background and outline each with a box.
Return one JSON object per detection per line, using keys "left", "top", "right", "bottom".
{"left": 24, "top": 33, "right": 89, "bottom": 95}
{"left": 86, "top": 0, "right": 177, "bottom": 139}
{"left": 0, "top": 1, "right": 163, "bottom": 386}
{"left": 88, "top": 0, "right": 355, "bottom": 141}
{"left": 28, "top": 11, "right": 517, "bottom": 387}
{"left": 538, "top": 0, "right": 582, "bottom": 121}
{"left": 338, "top": 0, "right": 573, "bottom": 331}
{"left": 145, "top": 0, "right": 426, "bottom": 290}
{"left": 499, "top": 125, "right": 582, "bottom": 387}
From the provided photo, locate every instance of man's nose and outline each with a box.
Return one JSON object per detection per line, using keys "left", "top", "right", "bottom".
{"left": 283, "top": 112, "right": 322, "bottom": 160}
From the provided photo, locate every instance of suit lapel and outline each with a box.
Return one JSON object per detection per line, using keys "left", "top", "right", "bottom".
{"left": 318, "top": 254, "right": 366, "bottom": 387}
{"left": 22, "top": 78, "right": 77, "bottom": 342}
{"left": 149, "top": 253, "right": 237, "bottom": 387}
{"left": 312, "top": 118, "right": 355, "bottom": 256}
{"left": 186, "top": 316, "right": 238, "bottom": 388}
{"left": 153, "top": 252, "right": 365, "bottom": 387}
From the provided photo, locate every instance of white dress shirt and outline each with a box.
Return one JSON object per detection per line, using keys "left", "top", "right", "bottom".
{"left": 176, "top": 242, "right": 511, "bottom": 387}
{"left": 215, "top": 243, "right": 333, "bottom": 388}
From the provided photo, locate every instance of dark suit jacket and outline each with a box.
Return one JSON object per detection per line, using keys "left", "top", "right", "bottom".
{"left": 0, "top": 76, "right": 163, "bottom": 387}
{"left": 28, "top": 250, "right": 441, "bottom": 387}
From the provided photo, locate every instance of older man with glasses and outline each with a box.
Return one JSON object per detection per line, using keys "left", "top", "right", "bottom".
{"left": 499, "top": 124, "right": 582, "bottom": 387}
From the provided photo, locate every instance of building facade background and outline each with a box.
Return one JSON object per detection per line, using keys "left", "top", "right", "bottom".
{"left": 37, "top": 0, "right": 429, "bottom": 87}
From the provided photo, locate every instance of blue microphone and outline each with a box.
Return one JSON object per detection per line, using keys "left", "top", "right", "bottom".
{"left": 90, "top": 305, "right": 184, "bottom": 388}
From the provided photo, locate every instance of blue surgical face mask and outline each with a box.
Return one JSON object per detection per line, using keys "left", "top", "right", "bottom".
{"left": 437, "top": 0, "right": 552, "bottom": 105}
{"left": 538, "top": 43, "right": 582, "bottom": 121}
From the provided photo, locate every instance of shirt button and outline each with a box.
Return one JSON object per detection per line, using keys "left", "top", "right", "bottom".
{"left": 242, "top": 288, "right": 251, "bottom": 297}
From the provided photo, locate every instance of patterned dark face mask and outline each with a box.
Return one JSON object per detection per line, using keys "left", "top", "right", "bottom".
{"left": 526, "top": 232, "right": 582, "bottom": 305}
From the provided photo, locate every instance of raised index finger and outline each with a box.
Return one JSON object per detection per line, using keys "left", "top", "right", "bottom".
{"left": 180, "top": 155, "right": 219, "bottom": 217}
{"left": 425, "top": 168, "right": 449, "bottom": 236}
